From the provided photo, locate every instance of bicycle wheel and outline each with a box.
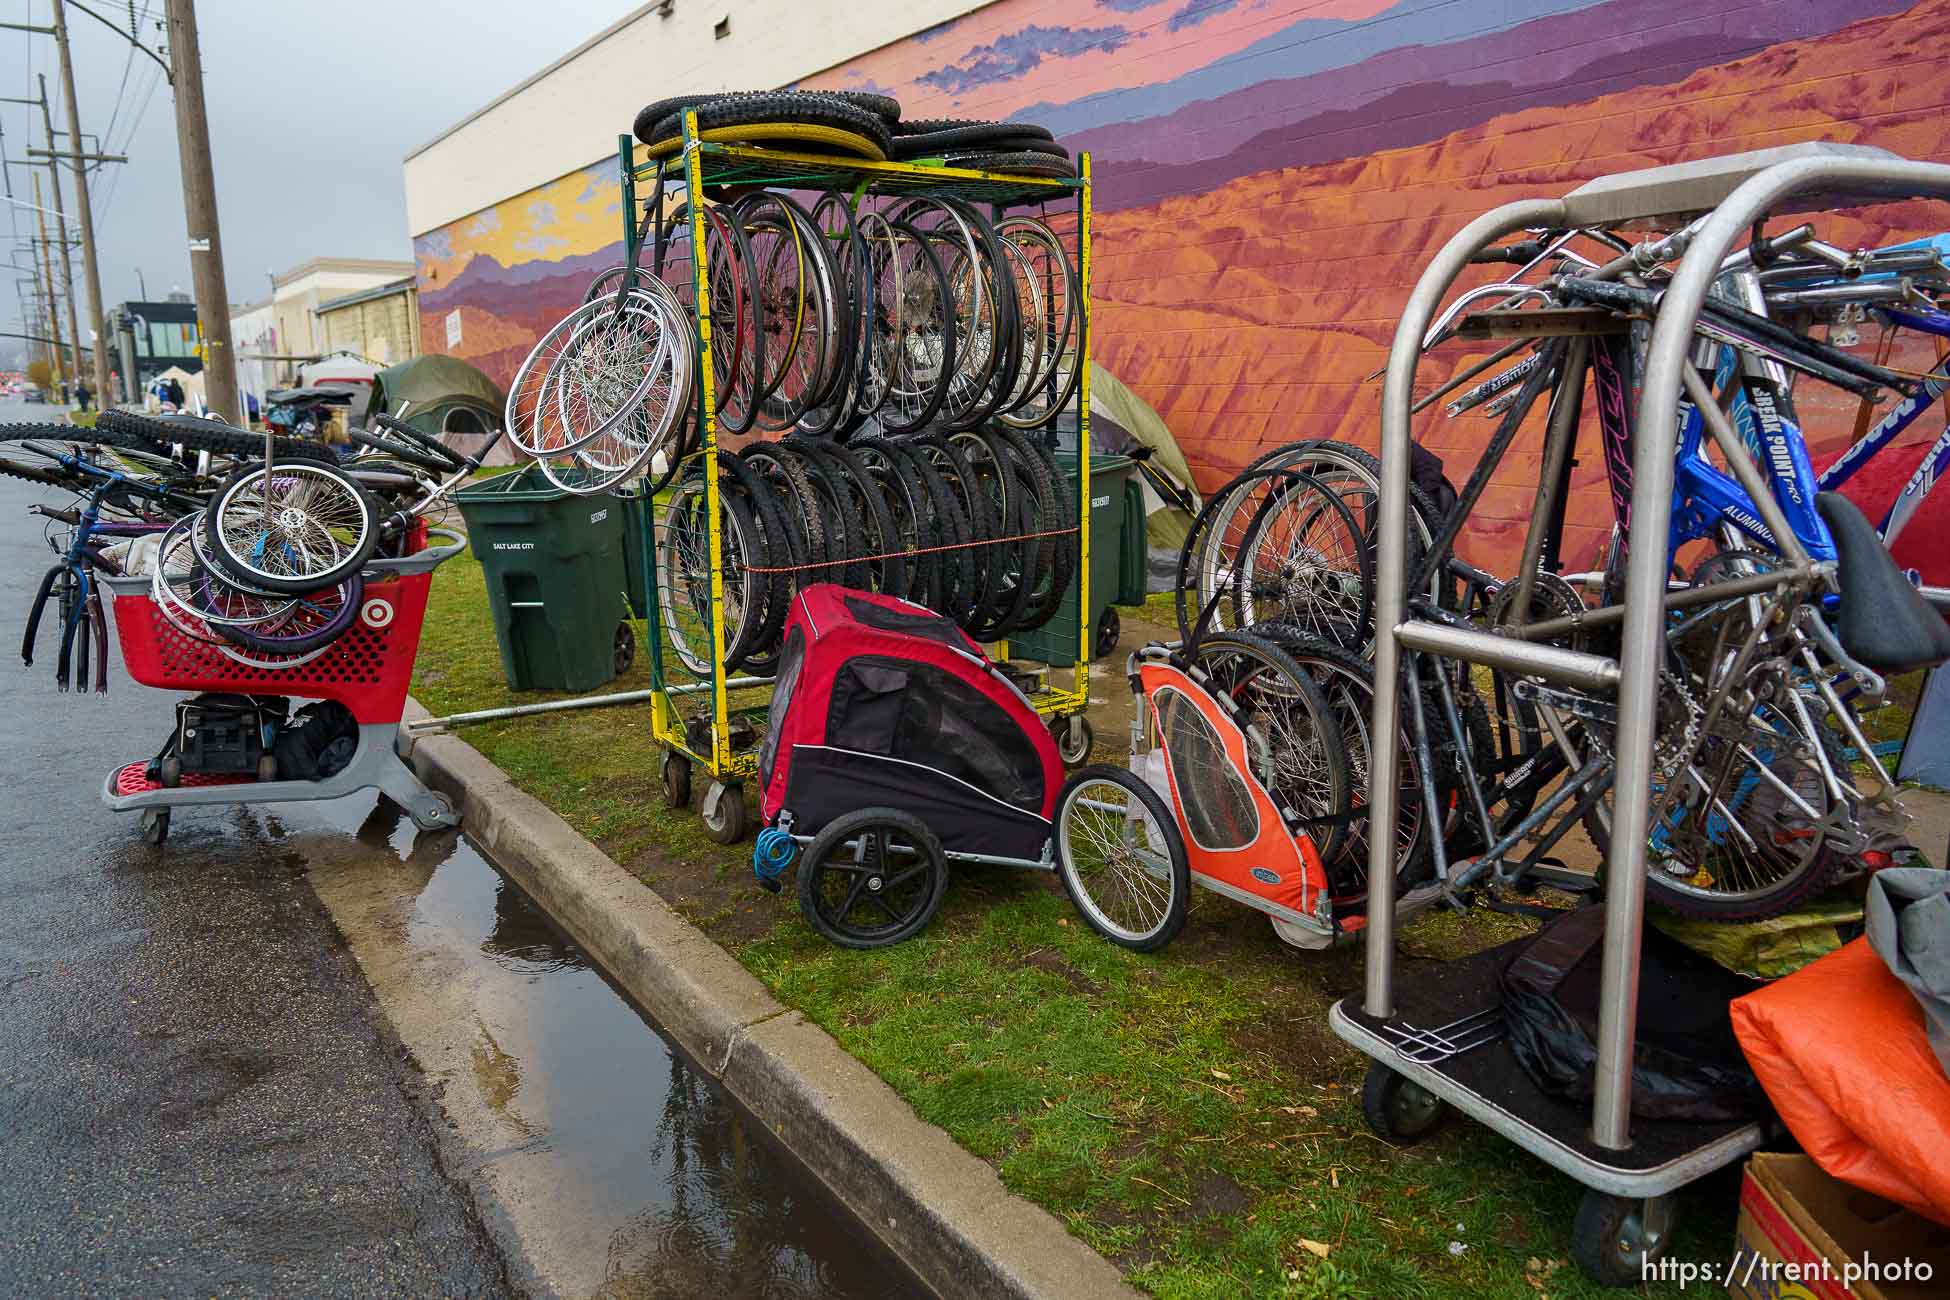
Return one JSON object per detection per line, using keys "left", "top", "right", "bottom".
{"left": 996, "top": 215, "right": 1081, "bottom": 429}
{"left": 202, "top": 460, "right": 379, "bottom": 596}
{"left": 1265, "top": 633, "right": 1433, "bottom": 904}
{"left": 796, "top": 807, "right": 948, "bottom": 949}
{"left": 1055, "top": 764, "right": 1189, "bottom": 951}
{"left": 1231, "top": 468, "right": 1374, "bottom": 649}
{"left": 1190, "top": 630, "right": 1352, "bottom": 863}
{"left": 873, "top": 218, "right": 956, "bottom": 434}
{"left": 505, "top": 289, "right": 670, "bottom": 458}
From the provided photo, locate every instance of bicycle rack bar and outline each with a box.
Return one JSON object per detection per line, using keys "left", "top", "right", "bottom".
{"left": 1395, "top": 620, "right": 1621, "bottom": 692}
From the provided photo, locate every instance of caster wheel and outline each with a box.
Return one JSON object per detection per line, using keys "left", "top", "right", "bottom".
{"left": 660, "top": 752, "right": 693, "bottom": 810}
{"left": 797, "top": 807, "right": 948, "bottom": 948}
{"left": 701, "top": 781, "right": 749, "bottom": 844}
{"left": 1094, "top": 606, "right": 1121, "bottom": 660}
{"left": 1051, "top": 715, "right": 1094, "bottom": 767}
{"left": 140, "top": 807, "right": 170, "bottom": 846}
{"left": 613, "top": 622, "right": 636, "bottom": 677}
{"left": 159, "top": 755, "right": 182, "bottom": 788}
{"left": 256, "top": 754, "right": 278, "bottom": 783}
{"left": 1571, "top": 1190, "right": 1673, "bottom": 1287}
{"left": 410, "top": 792, "right": 456, "bottom": 831}
{"left": 1360, "top": 1061, "right": 1448, "bottom": 1144}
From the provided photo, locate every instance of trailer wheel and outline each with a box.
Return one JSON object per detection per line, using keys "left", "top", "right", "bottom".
{"left": 797, "top": 807, "right": 947, "bottom": 948}
{"left": 1572, "top": 1190, "right": 1674, "bottom": 1287}
{"left": 1360, "top": 1061, "right": 1447, "bottom": 1144}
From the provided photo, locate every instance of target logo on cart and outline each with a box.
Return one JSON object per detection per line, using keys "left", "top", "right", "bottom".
{"left": 361, "top": 598, "right": 396, "bottom": 630}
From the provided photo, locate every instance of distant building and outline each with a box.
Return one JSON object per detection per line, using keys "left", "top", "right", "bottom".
{"left": 108, "top": 299, "right": 202, "bottom": 405}
{"left": 315, "top": 277, "right": 420, "bottom": 368}
{"left": 228, "top": 257, "right": 416, "bottom": 402}
{"left": 229, "top": 296, "right": 277, "bottom": 416}
{"left": 267, "top": 257, "right": 415, "bottom": 365}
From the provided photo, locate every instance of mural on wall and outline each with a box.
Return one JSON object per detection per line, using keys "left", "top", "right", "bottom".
{"left": 416, "top": 0, "right": 1950, "bottom": 574}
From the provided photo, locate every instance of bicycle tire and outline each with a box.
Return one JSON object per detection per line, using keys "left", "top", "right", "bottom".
{"left": 992, "top": 426, "right": 1073, "bottom": 635}
{"left": 873, "top": 218, "right": 956, "bottom": 434}
{"left": 891, "top": 432, "right": 978, "bottom": 623}
{"left": 716, "top": 449, "right": 793, "bottom": 665}
{"left": 849, "top": 436, "right": 930, "bottom": 602}
{"left": 893, "top": 118, "right": 1053, "bottom": 141}
{"left": 212, "top": 573, "right": 365, "bottom": 656}
{"left": 739, "top": 442, "right": 828, "bottom": 588}
{"left": 794, "top": 437, "right": 905, "bottom": 595}
{"left": 366, "top": 414, "right": 465, "bottom": 472}
{"left": 1254, "top": 630, "right": 1434, "bottom": 901}
{"left": 2, "top": 420, "right": 108, "bottom": 444}
{"left": 1190, "top": 629, "right": 1354, "bottom": 867}
{"left": 0, "top": 454, "right": 72, "bottom": 489}
{"left": 633, "top": 90, "right": 899, "bottom": 144}
{"left": 779, "top": 440, "right": 867, "bottom": 589}
{"left": 951, "top": 430, "right": 1029, "bottom": 641}
{"left": 102, "top": 410, "right": 339, "bottom": 464}
{"left": 913, "top": 430, "right": 1000, "bottom": 634}
{"left": 856, "top": 435, "right": 959, "bottom": 612}
{"left": 202, "top": 460, "right": 380, "bottom": 596}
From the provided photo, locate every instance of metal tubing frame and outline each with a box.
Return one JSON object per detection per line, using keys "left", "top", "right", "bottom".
{"left": 1368, "top": 197, "right": 1567, "bottom": 1024}
{"left": 1606, "top": 154, "right": 1950, "bottom": 1148}
{"left": 623, "top": 127, "right": 1096, "bottom": 784}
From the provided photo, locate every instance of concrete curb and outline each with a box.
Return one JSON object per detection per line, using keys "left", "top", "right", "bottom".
{"left": 400, "top": 705, "right": 1140, "bottom": 1300}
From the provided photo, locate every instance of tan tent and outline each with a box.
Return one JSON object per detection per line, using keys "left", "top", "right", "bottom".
{"left": 1087, "top": 362, "right": 1200, "bottom": 550}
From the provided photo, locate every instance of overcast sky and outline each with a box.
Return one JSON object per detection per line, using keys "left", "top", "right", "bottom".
{"left": 1, "top": 0, "right": 634, "bottom": 364}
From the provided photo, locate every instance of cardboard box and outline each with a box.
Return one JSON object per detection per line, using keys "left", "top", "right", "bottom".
{"left": 1729, "top": 1153, "right": 1950, "bottom": 1300}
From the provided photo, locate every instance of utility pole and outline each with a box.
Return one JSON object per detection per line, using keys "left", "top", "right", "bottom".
{"left": 163, "top": 0, "right": 238, "bottom": 423}
{"left": 36, "top": 76, "right": 85, "bottom": 407}
{"left": 28, "top": 174, "right": 65, "bottom": 395}
{"left": 48, "top": 0, "right": 110, "bottom": 404}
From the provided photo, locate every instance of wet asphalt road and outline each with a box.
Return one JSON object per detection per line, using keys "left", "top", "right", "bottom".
{"left": 0, "top": 456, "right": 515, "bottom": 1295}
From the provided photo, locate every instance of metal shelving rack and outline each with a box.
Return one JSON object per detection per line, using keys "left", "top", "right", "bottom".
{"left": 1333, "top": 142, "right": 1950, "bottom": 1282}
{"left": 619, "top": 111, "right": 1095, "bottom": 833}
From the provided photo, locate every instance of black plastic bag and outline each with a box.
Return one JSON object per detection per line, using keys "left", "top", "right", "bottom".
{"left": 273, "top": 700, "right": 359, "bottom": 781}
{"left": 1501, "top": 905, "right": 1770, "bottom": 1122}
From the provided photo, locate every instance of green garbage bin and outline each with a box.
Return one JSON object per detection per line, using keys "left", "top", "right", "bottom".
{"left": 454, "top": 467, "right": 634, "bottom": 692}
{"left": 618, "top": 487, "right": 650, "bottom": 620}
{"left": 1012, "top": 452, "right": 1141, "bottom": 664}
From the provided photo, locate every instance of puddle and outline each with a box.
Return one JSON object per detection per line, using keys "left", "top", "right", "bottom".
{"left": 397, "top": 834, "right": 926, "bottom": 1300}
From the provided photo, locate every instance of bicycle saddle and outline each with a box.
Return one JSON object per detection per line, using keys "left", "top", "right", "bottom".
{"left": 1815, "top": 491, "right": 1950, "bottom": 673}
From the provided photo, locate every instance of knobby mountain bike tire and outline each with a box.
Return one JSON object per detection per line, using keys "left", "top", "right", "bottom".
{"left": 633, "top": 90, "right": 899, "bottom": 145}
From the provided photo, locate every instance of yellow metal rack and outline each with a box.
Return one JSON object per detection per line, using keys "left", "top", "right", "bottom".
{"left": 622, "top": 110, "right": 1094, "bottom": 835}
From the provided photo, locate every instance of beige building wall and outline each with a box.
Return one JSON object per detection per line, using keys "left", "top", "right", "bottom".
{"left": 270, "top": 258, "right": 417, "bottom": 358}
{"left": 401, "top": 0, "right": 992, "bottom": 237}
{"left": 318, "top": 286, "right": 420, "bottom": 365}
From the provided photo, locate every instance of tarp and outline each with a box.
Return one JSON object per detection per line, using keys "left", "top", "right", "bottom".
{"left": 1087, "top": 362, "right": 1200, "bottom": 550}
{"left": 1732, "top": 938, "right": 1950, "bottom": 1225}
{"left": 150, "top": 365, "right": 204, "bottom": 412}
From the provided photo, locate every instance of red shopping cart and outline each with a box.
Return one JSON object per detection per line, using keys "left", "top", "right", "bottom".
{"left": 99, "top": 527, "right": 468, "bottom": 844}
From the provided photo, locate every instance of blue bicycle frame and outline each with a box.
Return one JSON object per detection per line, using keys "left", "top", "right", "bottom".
{"left": 1666, "top": 345, "right": 1836, "bottom": 570}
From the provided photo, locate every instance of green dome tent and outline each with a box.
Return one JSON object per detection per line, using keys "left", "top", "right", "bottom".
{"left": 370, "top": 355, "right": 509, "bottom": 464}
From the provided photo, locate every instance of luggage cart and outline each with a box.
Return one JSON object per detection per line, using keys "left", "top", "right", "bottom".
{"left": 1333, "top": 143, "right": 1950, "bottom": 1284}
{"left": 624, "top": 112, "right": 1097, "bottom": 843}
{"left": 99, "top": 528, "right": 468, "bottom": 845}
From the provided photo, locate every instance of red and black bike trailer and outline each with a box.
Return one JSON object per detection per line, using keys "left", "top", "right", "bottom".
{"left": 752, "top": 584, "right": 1065, "bottom": 947}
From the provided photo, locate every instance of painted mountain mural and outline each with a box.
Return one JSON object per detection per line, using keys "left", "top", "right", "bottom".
{"left": 414, "top": 0, "right": 1950, "bottom": 577}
